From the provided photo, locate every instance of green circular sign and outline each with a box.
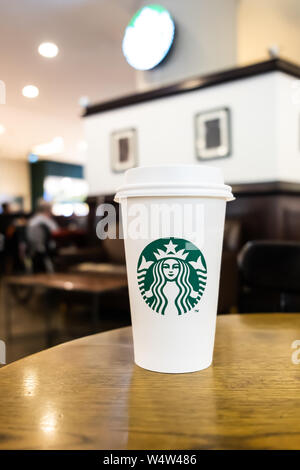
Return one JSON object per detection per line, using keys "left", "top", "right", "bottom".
{"left": 137, "top": 237, "right": 207, "bottom": 315}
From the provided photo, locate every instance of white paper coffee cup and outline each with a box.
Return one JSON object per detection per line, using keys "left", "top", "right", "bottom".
{"left": 115, "top": 165, "right": 234, "bottom": 373}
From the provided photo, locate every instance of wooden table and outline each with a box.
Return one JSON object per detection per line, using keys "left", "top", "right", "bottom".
{"left": 2, "top": 273, "right": 127, "bottom": 341}
{"left": 0, "top": 313, "right": 300, "bottom": 450}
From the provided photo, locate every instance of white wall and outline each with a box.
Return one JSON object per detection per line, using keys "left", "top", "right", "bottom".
{"left": 0, "top": 158, "right": 30, "bottom": 210}
{"left": 276, "top": 73, "right": 300, "bottom": 182}
{"left": 84, "top": 72, "right": 288, "bottom": 196}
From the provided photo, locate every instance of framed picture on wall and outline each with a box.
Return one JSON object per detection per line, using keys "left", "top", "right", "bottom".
{"left": 110, "top": 128, "right": 138, "bottom": 172}
{"left": 195, "top": 107, "right": 231, "bottom": 160}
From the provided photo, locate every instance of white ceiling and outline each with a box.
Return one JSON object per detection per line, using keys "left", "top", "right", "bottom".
{"left": 0, "top": 0, "right": 141, "bottom": 163}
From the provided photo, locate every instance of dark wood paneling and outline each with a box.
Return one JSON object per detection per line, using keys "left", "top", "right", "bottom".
{"left": 83, "top": 58, "right": 300, "bottom": 116}
{"left": 283, "top": 208, "right": 300, "bottom": 240}
{"left": 227, "top": 190, "right": 300, "bottom": 243}
{"left": 231, "top": 181, "right": 300, "bottom": 196}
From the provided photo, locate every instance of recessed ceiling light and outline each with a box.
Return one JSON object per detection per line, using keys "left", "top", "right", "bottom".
{"left": 78, "top": 96, "right": 90, "bottom": 107}
{"left": 38, "top": 42, "right": 59, "bottom": 58}
{"left": 0, "top": 124, "right": 6, "bottom": 134}
{"left": 22, "top": 85, "right": 39, "bottom": 98}
{"left": 28, "top": 153, "right": 39, "bottom": 163}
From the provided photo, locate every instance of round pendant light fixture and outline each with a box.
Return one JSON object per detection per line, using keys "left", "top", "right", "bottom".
{"left": 122, "top": 4, "right": 175, "bottom": 71}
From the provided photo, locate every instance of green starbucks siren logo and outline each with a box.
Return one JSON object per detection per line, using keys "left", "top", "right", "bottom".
{"left": 137, "top": 237, "right": 207, "bottom": 316}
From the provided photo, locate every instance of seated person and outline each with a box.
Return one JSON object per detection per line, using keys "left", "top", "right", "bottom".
{"left": 27, "top": 200, "right": 59, "bottom": 273}
{"left": 28, "top": 199, "right": 59, "bottom": 234}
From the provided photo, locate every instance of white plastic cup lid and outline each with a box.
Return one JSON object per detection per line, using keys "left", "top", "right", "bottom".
{"left": 115, "top": 165, "right": 234, "bottom": 201}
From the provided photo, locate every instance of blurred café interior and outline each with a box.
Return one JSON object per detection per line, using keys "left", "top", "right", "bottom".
{"left": 0, "top": 0, "right": 300, "bottom": 366}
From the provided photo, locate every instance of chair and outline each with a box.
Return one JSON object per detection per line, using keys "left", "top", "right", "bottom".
{"left": 238, "top": 240, "right": 300, "bottom": 313}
